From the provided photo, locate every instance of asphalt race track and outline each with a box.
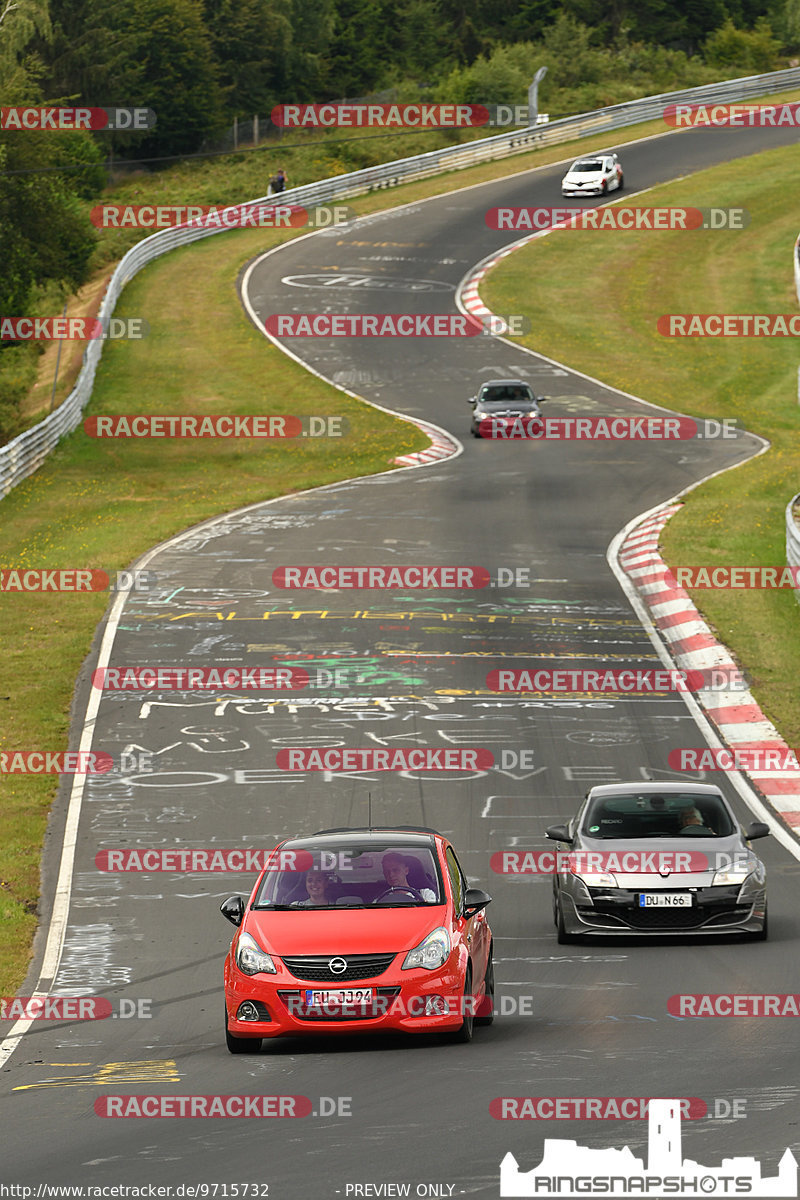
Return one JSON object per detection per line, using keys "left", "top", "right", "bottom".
{"left": 3, "top": 122, "right": 800, "bottom": 1196}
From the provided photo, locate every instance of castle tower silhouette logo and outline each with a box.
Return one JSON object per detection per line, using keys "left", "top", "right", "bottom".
{"left": 500, "top": 1099, "right": 797, "bottom": 1197}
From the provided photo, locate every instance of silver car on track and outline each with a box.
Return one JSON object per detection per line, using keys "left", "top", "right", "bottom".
{"left": 467, "top": 379, "right": 543, "bottom": 438}
{"left": 546, "top": 782, "right": 769, "bottom": 941}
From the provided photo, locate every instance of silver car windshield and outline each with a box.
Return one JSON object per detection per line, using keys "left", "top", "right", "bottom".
{"left": 583, "top": 794, "right": 734, "bottom": 839}
{"left": 480, "top": 387, "right": 535, "bottom": 404}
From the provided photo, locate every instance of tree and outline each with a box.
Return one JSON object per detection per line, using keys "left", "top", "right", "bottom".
{"left": 113, "top": 0, "right": 226, "bottom": 159}
{"left": 287, "top": 0, "right": 335, "bottom": 95}
{"left": 703, "top": 16, "right": 781, "bottom": 71}
{"left": 325, "top": 0, "right": 387, "bottom": 96}
{"left": 46, "top": 0, "right": 144, "bottom": 116}
{"left": 203, "top": 0, "right": 293, "bottom": 113}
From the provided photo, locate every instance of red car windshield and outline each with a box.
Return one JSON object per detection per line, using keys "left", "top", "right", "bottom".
{"left": 253, "top": 842, "right": 444, "bottom": 908}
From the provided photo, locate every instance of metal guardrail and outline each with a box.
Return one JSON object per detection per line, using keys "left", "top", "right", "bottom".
{"left": 4, "top": 65, "right": 800, "bottom": 499}
{"left": 786, "top": 495, "right": 800, "bottom": 597}
{"left": 791, "top": 232, "right": 800, "bottom": 599}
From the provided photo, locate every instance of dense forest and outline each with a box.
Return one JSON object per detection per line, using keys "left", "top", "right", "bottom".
{"left": 1, "top": 0, "right": 799, "bottom": 440}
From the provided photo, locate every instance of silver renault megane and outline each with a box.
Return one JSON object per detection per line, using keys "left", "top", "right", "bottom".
{"left": 546, "top": 782, "right": 769, "bottom": 941}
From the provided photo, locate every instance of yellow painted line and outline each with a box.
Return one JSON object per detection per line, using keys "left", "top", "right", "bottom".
{"left": 170, "top": 610, "right": 639, "bottom": 626}
{"left": 13, "top": 1059, "right": 180, "bottom": 1091}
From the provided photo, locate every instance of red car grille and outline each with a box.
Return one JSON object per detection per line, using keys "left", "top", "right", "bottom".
{"left": 280, "top": 953, "right": 396, "bottom": 981}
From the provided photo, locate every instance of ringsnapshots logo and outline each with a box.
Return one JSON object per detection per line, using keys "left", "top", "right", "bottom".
{"left": 263, "top": 313, "right": 528, "bottom": 337}
{"left": 91, "top": 203, "right": 354, "bottom": 230}
{"left": 1, "top": 317, "right": 148, "bottom": 341}
{"left": 499, "top": 1098, "right": 797, "bottom": 1197}
{"left": 83, "top": 415, "right": 346, "bottom": 438}
{"left": 485, "top": 207, "right": 748, "bottom": 232}
{"left": 0, "top": 106, "right": 156, "bottom": 131}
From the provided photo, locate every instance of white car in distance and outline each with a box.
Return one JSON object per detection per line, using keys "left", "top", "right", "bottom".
{"left": 561, "top": 152, "right": 623, "bottom": 197}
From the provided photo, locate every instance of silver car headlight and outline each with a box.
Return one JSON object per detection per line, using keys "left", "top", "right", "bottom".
{"left": 402, "top": 927, "right": 450, "bottom": 970}
{"left": 712, "top": 864, "right": 753, "bottom": 886}
{"left": 572, "top": 869, "right": 618, "bottom": 888}
{"left": 235, "top": 931, "right": 276, "bottom": 975}
{"left": 712, "top": 851, "right": 759, "bottom": 886}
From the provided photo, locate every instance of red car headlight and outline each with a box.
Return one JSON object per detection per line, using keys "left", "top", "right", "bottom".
{"left": 235, "top": 932, "right": 277, "bottom": 976}
{"left": 402, "top": 927, "right": 451, "bottom": 971}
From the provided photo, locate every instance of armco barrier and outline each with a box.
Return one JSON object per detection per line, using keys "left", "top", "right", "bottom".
{"left": 3, "top": 67, "right": 800, "bottom": 499}
{"left": 787, "top": 495, "right": 800, "bottom": 603}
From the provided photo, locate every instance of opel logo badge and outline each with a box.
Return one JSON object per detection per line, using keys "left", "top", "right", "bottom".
{"left": 329, "top": 957, "right": 347, "bottom": 975}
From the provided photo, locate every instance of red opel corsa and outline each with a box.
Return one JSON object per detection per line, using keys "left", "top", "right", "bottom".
{"left": 220, "top": 826, "right": 494, "bottom": 1051}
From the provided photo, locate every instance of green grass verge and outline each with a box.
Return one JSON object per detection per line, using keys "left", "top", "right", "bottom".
{"left": 482, "top": 140, "right": 800, "bottom": 750}
{"left": 3, "top": 89, "right": 800, "bottom": 995}
{"left": 0, "top": 217, "right": 429, "bottom": 995}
